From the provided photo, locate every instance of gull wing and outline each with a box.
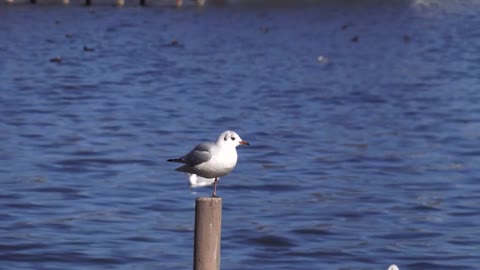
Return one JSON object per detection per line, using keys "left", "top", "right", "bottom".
{"left": 183, "top": 142, "right": 213, "bottom": 166}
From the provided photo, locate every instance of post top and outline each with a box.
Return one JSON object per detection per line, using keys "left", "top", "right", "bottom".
{"left": 196, "top": 196, "right": 222, "bottom": 202}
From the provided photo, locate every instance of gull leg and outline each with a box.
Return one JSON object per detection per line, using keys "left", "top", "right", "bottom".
{"left": 212, "top": 178, "right": 218, "bottom": 197}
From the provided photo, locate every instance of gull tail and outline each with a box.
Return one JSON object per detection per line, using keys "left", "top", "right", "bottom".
{"left": 167, "top": 158, "right": 183, "bottom": 163}
{"left": 175, "top": 165, "right": 195, "bottom": 174}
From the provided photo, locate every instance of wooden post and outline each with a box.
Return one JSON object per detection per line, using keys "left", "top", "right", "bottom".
{"left": 140, "top": 0, "right": 145, "bottom": 5}
{"left": 194, "top": 197, "right": 222, "bottom": 270}
{"left": 85, "top": 0, "right": 91, "bottom": 5}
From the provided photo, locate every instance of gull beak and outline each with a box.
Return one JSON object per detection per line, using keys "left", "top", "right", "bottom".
{"left": 239, "top": 140, "right": 250, "bottom": 145}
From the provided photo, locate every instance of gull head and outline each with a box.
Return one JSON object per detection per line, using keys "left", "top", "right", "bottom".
{"left": 217, "top": 130, "right": 249, "bottom": 147}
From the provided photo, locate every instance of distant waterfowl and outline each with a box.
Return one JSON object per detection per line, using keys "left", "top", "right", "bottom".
{"left": 83, "top": 46, "right": 95, "bottom": 52}
{"left": 49, "top": 56, "right": 62, "bottom": 63}
{"left": 317, "top": 55, "right": 328, "bottom": 64}
{"left": 341, "top": 23, "right": 352, "bottom": 30}
{"left": 166, "top": 39, "right": 184, "bottom": 48}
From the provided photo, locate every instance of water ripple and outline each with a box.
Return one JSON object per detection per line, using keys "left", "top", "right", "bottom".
{"left": 1, "top": 2, "right": 480, "bottom": 270}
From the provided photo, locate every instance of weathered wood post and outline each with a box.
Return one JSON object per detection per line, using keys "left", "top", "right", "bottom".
{"left": 193, "top": 197, "right": 222, "bottom": 270}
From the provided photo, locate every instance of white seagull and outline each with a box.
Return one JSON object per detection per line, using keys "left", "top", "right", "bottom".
{"left": 168, "top": 130, "right": 249, "bottom": 197}
{"left": 388, "top": 265, "right": 399, "bottom": 270}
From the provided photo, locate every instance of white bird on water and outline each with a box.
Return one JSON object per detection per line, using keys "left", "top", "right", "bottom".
{"left": 388, "top": 264, "right": 399, "bottom": 270}
{"left": 167, "top": 130, "right": 249, "bottom": 197}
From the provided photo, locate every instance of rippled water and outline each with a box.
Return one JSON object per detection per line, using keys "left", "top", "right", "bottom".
{"left": 1, "top": 1, "right": 480, "bottom": 269}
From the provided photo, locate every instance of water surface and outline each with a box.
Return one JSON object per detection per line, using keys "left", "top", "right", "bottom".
{"left": 1, "top": 1, "right": 480, "bottom": 269}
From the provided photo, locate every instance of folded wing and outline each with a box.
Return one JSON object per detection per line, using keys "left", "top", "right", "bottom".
{"left": 183, "top": 142, "right": 213, "bottom": 166}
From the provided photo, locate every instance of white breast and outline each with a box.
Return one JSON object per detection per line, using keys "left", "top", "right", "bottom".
{"left": 195, "top": 146, "right": 238, "bottom": 178}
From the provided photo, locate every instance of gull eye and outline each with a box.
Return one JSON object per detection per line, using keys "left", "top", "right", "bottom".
{"left": 231, "top": 137, "right": 236, "bottom": 141}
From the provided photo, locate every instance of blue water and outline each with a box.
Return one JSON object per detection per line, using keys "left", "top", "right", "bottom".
{"left": 1, "top": 1, "right": 480, "bottom": 269}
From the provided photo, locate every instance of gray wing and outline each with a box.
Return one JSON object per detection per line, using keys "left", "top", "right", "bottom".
{"left": 182, "top": 142, "right": 213, "bottom": 166}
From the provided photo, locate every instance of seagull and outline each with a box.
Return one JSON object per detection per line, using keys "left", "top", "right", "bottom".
{"left": 168, "top": 130, "right": 249, "bottom": 197}
{"left": 388, "top": 265, "right": 399, "bottom": 270}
